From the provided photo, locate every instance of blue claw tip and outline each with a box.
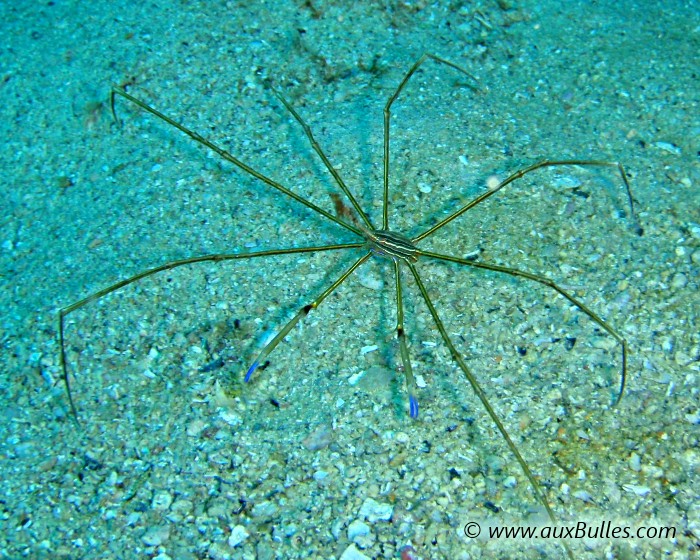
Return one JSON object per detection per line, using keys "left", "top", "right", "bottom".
{"left": 409, "top": 395, "right": 419, "bottom": 418}
{"left": 245, "top": 361, "right": 259, "bottom": 383}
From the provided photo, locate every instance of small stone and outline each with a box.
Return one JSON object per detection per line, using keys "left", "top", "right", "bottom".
{"left": 348, "top": 519, "right": 375, "bottom": 548}
{"left": 641, "top": 464, "right": 665, "bottom": 479}
{"left": 251, "top": 500, "right": 278, "bottom": 519}
{"left": 303, "top": 424, "right": 332, "bottom": 451}
{"left": 142, "top": 525, "right": 170, "bottom": 546}
{"left": 359, "top": 497, "right": 393, "bottom": 522}
{"left": 360, "top": 345, "right": 378, "bottom": 355}
{"left": 687, "top": 502, "right": 700, "bottom": 534}
{"left": 152, "top": 491, "right": 173, "bottom": 511}
{"left": 670, "top": 272, "right": 688, "bottom": 289}
{"left": 662, "top": 337, "right": 675, "bottom": 354}
{"left": 573, "top": 490, "right": 593, "bottom": 503}
{"left": 228, "top": 524, "right": 249, "bottom": 547}
{"left": 167, "top": 499, "right": 193, "bottom": 523}
{"left": 653, "top": 141, "right": 681, "bottom": 154}
{"left": 622, "top": 484, "right": 651, "bottom": 497}
{"left": 503, "top": 475, "right": 517, "bottom": 488}
{"left": 331, "top": 519, "right": 343, "bottom": 539}
{"left": 187, "top": 418, "right": 207, "bottom": 437}
{"left": 339, "top": 544, "right": 371, "bottom": 560}
{"left": 348, "top": 519, "right": 370, "bottom": 540}
{"left": 395, "top": 432, "right": 410, "bottom": 444}
{"left": 208, "top": 542, "right": 231, "bottom": 560}
{"left": 628, "top": 452, "right": 642, "bottom": 472}
{"left": 256, "top": 541, "right": 274, "bottom": 560}
{"left": 313, "top": 470, "right": 329, "bottom": 481}
{"left": 552, "top": 175, "right": 582, "bottom": 188}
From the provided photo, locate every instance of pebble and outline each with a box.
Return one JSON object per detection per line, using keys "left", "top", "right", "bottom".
{"left": 142, "top": 525, "right": 170, "bottom": 546}
{"left": 687, "top": 502, "right": 700, "bottom": 534}
{"left": 313, "top": 470, "right": 329, "bottom": 481}
{"left": 252, "top": 500, "right": 278, "bottom": 519}
{"left": 331, "top": 519, "right": 344, "bottom": 539}
{"left": 485, "top": 454, "right": 505, "bottom": 474}
{"left": 151, "top": 491, "right": 173, "bottom": 511}
{"left": 187, "top": 418, "right": 207, "bottom": 437}
{"left": 348, "top": 519, "right": 370, "bottom": 540}
{"left": 628, "top": 452, "right": 642, "bottom": 472}
{"left": 348, "top": 519, "right": 375, "bottom": 548}
{"left": 360, "top": 345, "right": 378, "bottom": 355}
{"left": 228, "top": 524, "right": 249, "bottom": 547}
{"left": 13, "top": 442, "right": 33, "bottom": 458}
{"left": 573, "top": 490, "right": 593, "bottom": 503}
{"left": 359, "top": 497, "right": 393, "bottom": 522}
{"left": 208, "top": 542, "right": 232, "bottom": 560}
{"left": 622, "top": 484, "right": 651, "bottom": 497}
{"left": 670, "top": 272, "right": 688, "bottom": 289}
{"left": 653, "top": 141, "right": 681, "bottom": 154}
{"left": 303, "top": 424, "right": 333, "bottom": 451}
{"left": 551, "top": 175, "right": 582, "bottom": 188}
{"left": 167, "top": 499, "right": 193, "bottom": 523}
{"left": 256, "top": 542, "right": 274, "bottom": 560}
{"left": 395, "top": 432, "right": 410, "bottom": 444}
{"left": 339, "top": 544, "right": 371, "bottom": 560}
{"left": 642, "top": 464, "right": 665, "bottom": 479}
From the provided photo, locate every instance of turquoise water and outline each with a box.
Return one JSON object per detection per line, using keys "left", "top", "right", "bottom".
{"left": 1, "top": 1, "right": 697, "bottom": 558}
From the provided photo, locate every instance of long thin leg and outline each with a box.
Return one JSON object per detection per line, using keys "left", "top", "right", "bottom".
{"left": 59, "top": 243, "right": 363, "bottom": 420}
{"left": 413, "top": 159, "right": 643, "bottom": 243}
{"left": 420, "top": 250, "right": 628, "bottom": 403}
{"left": 245, "top": 251, "right": 372, "bottom": 382}
{"left": 393, "top": 260, "right": 419, "bottom": 418}
{"left": 382, "top": 53, "right": 479, "bottom": 230}
{"left": 406, "top": 262, "right": 573, "bottom": 560}
{"left": 270, "top": 87, "right": 374, "bottom": 230}
{"left": 110, "top": 88, "right": 365, "bottom": 238}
